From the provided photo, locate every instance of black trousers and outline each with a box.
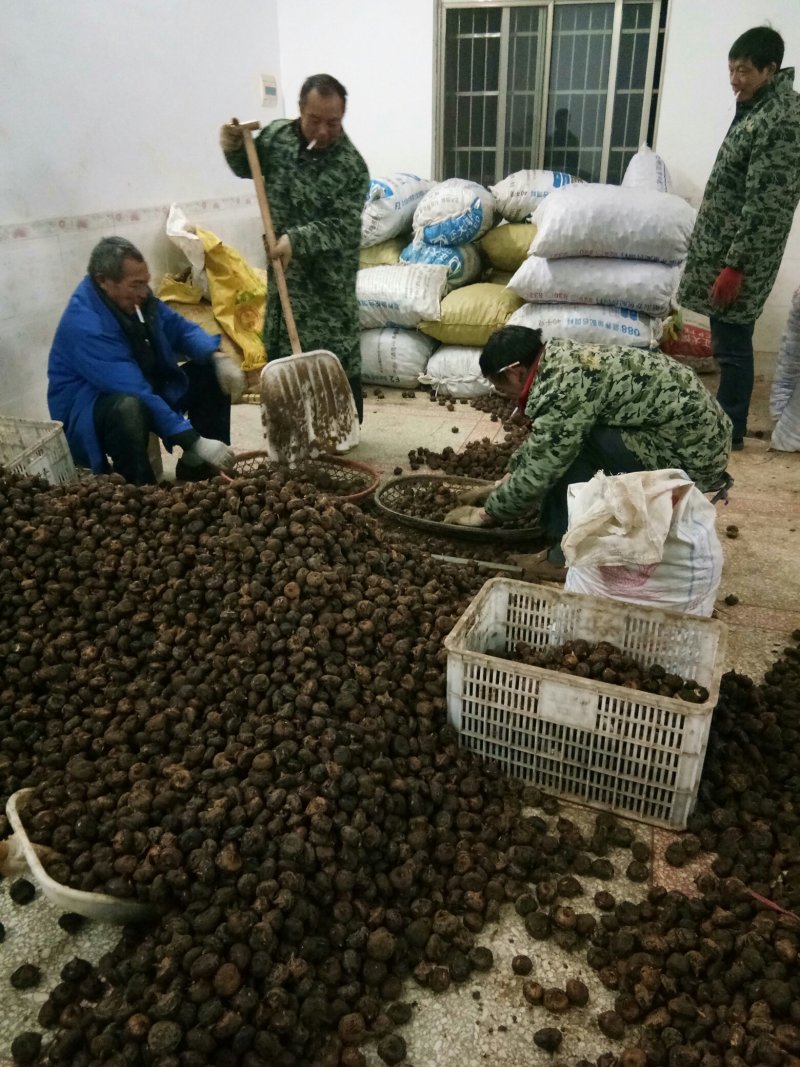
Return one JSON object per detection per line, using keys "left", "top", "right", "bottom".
{"left": 710, "top": 316, "right": 755, "bottom": 442}
{"left": 348, "top": 375, "right": 363, "bottom": 424}
{"left": 93, "top": 363, "right": 230, "bottom": 485}
{"left": 539, "top": 426, "right": 643, "bottom": 547}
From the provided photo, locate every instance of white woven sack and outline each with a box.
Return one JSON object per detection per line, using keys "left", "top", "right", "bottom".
{"left": 770, "top": 285, "right": 800, "bottom": 418}
{"left": 418, "top": 345, "right": 492, "bottom": 398}
{"left": 508, "top": 255, "right": 680, "bottom": 316}
{"left": 771, "top": 385, "right": 800, "bottom": 452}
{"left": 412, "top": 179, "right": 495, "bottom": 246}
{"left": 356, "top": 264, "right": 449, "bottom": 329}
{"left": 361, "top": 173, "right": 436, "bottom": 247}
{"left": 564, "top": 470, "right": 723, "bottom": 617}
{"left": 621, "top": 144, "right": 673, "bottom": 194}
{"left": 360, "top": 327, "right": 436, "bottom": 389}
{"left": 489, "top": 170, "right": 580, "bottom": 223}
{"left": 531, "top": 184, "right": 696, "bottom": 264}
{"left": 166, "top": 203, "right": 208, "bottom": 296}
{"left": 399, "top": 241, "right": 482, "bottom": 288}
{"left": 508, "top": 302, "right": 659, "bottom": 348}
{"left": 770, "top": 286, "right": 800, "bottom": 451}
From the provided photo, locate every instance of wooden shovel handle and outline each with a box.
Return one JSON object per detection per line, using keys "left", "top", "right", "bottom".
{"left": 232, "top": 118, "right": 302, "bottom": 355}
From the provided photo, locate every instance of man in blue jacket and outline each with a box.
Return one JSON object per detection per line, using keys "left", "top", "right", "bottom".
{"left": 48, "top": 236, "right": 245, "bottom": 484}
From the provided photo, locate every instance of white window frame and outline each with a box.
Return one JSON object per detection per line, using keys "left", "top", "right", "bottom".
{"left": 433, "top": 0, "right": 664, "bottom": 184}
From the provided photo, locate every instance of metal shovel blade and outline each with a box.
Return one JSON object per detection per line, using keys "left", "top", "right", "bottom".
{"left": 260, "top": 349, "right": 360, "bottom": 464}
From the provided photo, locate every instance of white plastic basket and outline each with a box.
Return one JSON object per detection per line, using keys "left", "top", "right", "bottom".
{"left": 6, "top": 789, "right": 154, "bottom": 923}
{"left": 0, "top": 415, "right": 77, "bottom": 485}
{"left": 444, "top": 579, "right": 727, "bottom": 829}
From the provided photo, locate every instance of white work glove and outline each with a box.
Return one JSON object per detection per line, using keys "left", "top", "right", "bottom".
{"left": 214, "top": 353, "right": 246, "bottom": 403}
{"left": 219, "top": 123, "right": 244, "bottom": 153}
{"left": 457, "top": 483, "right": 496, "bottom": 507}
{"left": 444, "top": 505, "right": 492, "bottom": 527}
{"left": 187, "top": 436, "right": 236, "bottom": 470}
{"left": 272, "top": 233, "right": 293, "bottom": 272}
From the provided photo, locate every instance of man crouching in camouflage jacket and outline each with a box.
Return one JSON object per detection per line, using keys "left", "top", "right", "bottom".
{"left": 446, "top": 325, "right": 732, "bottom": 580}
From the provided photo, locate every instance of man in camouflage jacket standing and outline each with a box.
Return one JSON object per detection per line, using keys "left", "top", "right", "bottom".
{"left": 677, "top": 26, "right": 800, "bottom": 450}
{"left": 220, "top": 74, "right": 370, "bottom": 420}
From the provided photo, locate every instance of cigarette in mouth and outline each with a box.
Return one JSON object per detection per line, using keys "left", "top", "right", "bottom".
{"left": 734, "top": 90, "right": 742, "bottom": 101}
{"left": 307, "top": 138, "right": 317, "bottom": 151}
{"left": 135, "top": 306, "right": 145, "bottom": 323}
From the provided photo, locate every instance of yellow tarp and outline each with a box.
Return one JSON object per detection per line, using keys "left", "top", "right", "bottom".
{"left": 196, "top": 228, "right": 266, "bottom": 372}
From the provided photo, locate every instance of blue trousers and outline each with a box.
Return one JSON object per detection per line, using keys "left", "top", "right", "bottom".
{"left": 710, "top": 316, "right": 754, "bottom": 441}
{"left": 93, "top": 363, "right": 230, "bottom": 485}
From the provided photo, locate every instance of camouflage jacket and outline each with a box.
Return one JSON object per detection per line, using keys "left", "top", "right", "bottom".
{"left": 485, "top": 338, "right": 732, "bottom": 522}
{"left": 677, "top": 67, "right": 800, "bottom": 325}
{"left": 224, "top": 119, "right": 370, "bottom": 375}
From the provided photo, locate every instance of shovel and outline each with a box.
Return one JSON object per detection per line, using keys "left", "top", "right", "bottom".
{"left": 233, "top": 120, "right": 360, "bottom": 465}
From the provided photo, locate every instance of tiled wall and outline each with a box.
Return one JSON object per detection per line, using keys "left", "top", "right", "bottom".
{"left": 0, "top": 196, "right": 265, "bottom": 421}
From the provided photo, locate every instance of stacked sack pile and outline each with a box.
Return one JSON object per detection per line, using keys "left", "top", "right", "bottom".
{"left": 418, "top": 171, "right": 580, "bottom": 398}
{"left": 356, "top": 174, "right": 508, "bottom": 397}
{"left": 356, "top": 171, "right": 587, "bottom": 398}
{"left": 407, "top": 179, "right": 499, "bottom": 398}
{"left": 506, "top": 145, "right": 695, "bottom": 349}
{"left": 356, "top": 172, "right": 450, "bottom": 391}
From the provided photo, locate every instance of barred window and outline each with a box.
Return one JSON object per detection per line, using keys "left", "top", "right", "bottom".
{"left": 437, "top": 0, "right": 667, "bottom": 186}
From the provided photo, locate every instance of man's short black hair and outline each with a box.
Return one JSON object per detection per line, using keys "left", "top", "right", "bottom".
{"left": 480, "top": 325, "right": 544, "bottom": 378}
{"left": 299, "top": 74, "right": 347, "bottom": 109}
{"left": 729, "top": 26, "right": 784, "bottom": 71}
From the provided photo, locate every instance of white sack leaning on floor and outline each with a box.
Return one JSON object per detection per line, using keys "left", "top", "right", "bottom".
{"left": 530, "top": 184, "right": 696, "bottom": 264}
{"left": 770, "top": 286, "right": 800, "bottom": 452}
{"left": 562, "top": 470, "right": 724, "bottom": 617}
{"left": 418, "top": 346, "right": 493, "bottom": 398}
{"left": 360, "top": 327, "right": 436, "bottom": 389}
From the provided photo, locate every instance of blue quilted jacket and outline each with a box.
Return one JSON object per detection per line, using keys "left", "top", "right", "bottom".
{"left": 48, "top": 276, "right": 220, "bottom": 471}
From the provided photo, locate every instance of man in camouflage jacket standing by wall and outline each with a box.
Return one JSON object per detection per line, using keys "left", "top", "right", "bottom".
{"left": 220, "top": 74, "right": 370, "bottom": 420}
{"left": 677, "top": 26, "right": 800, "bottom": 450}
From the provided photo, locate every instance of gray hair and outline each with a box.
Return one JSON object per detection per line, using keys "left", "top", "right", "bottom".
{"left": 87, "top": 237, "right": 145, "bottom": 281}
{"left": 299, "top": 73, "right": 347, "bottom": 109}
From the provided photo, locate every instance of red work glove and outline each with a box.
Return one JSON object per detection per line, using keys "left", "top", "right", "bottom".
{"left": 709, "top": 267, "right": 744, "bottom": 308}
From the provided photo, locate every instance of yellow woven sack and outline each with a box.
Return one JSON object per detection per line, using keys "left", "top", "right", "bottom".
{"left": 419, "top": 284, "right": 524, "bottom": 347}
{"left": 195, "top": 228, "right": 266, "bottom": 371}
{"left": 479, "top": 223, "right": 537, "bottom": 272}
{"left": 156, "top": 276, "right": 205, "bottom": 304}
{"left": 359, "top": 237, "right": 406, "bottom": 269}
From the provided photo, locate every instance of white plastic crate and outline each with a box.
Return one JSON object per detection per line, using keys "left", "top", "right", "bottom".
{"left": 0, "top": 415, "right": 77, "bottom": 485}
{"left": 444, "top": 578, "right": 727, "bottom": 829}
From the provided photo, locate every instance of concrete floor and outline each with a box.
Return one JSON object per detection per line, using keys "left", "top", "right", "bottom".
{"left": 2, "top": 352, "right": 799, "bottom": 1066}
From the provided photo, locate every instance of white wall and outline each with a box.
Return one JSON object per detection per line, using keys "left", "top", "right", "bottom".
{"left": 655, "top": 0, "right": 800, "bottom": 350}
{"left": 4, "top": 0, "right": 799, "bottom": 424}
{"left": 276, "top": 0, "right": 436, "bottom": 179}
{"left": 0, "top": 0, "right": 280, "bottom": 418}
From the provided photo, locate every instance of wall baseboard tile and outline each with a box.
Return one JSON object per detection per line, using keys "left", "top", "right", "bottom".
{"left": 0, "top": 195, "right": 257, "bottom": 245}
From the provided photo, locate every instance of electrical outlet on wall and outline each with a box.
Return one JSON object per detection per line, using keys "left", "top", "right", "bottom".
{"left": 260, "top": 75, "right": 278, "bottom": 109}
